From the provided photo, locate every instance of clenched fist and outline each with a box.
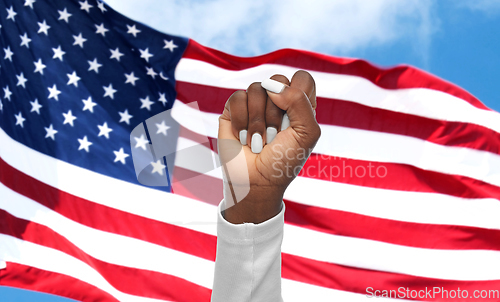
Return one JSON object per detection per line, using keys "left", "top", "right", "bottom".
{"left": 218, "top": 70, "right": 321, "bottom": 224}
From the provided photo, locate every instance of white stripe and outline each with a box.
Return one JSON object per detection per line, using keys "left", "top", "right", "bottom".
{"left": 286, "top": 176, "right": 500, "bottom": 230}
{"left": 172, "top": 101, "right": 500, "bottom": 188}
{"left": 0, "top": 183, "right": 214, "bottom": 289}
{"left": 175, "top": 58, "right": 500, "bottom": 134}
{"left": 317, "top": 124, "right": 500, "bottom": 188}
{"left": 282, "top": 224, "right": 500, "bottom": 281}
{"left": 0, "top": 127, "right": 218, "bottom": 237}
{"left": 0, "top": 234, "right": 171, "bottom": 302}
{"left": 282, "top": 279, "right": 422, "bottom": 302}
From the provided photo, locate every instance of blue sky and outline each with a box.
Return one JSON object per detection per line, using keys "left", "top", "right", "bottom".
{"left": 2, "top": 0, "right": 499, "bottom": 301}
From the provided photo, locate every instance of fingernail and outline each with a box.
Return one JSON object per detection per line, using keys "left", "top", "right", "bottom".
{"left": 266, "top": 127, "right": 277, "bottom": 144}
{"left": 281, "top": 113, "right": 290, "bottom": 130}
{"left": 261, "top": 78, "right": 285, "bottom": 94}
{"left": 251, "top": 133, "right": 263, "bottom": 153}
{"left": 239, "top": 130, "right": 247, "bottom": 145}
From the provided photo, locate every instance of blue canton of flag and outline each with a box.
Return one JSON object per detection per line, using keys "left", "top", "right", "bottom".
{"left": 0, "top": 0, "right": 188, "bottom": 190}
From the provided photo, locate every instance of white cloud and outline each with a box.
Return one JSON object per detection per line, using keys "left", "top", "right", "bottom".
{"left": 105, "top": 0, "right": 436, "bottom": 59}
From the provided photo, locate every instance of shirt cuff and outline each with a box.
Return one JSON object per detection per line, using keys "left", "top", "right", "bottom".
{"left": 217, "top": 200, "right": 285, "bottom": 242}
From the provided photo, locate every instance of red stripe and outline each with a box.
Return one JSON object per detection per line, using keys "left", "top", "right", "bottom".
{"left": 0, "top": 211, "right": 211, "bottom": 301}
{"left": 284, "top": 200, "right": 500, "bottom": 251}
{"left": 300, "top": 154, "right": 500, "bottom": 200}
{"left": 0, "top": 262, "right": 119, "bottom": 302}
{"left": 0, "top": 157, "right": 217, "bottom": 262}
{"left": 176, "top": 81, "right": 500, "bottom": 155}
{"left": 183, "top": 39, "right": 490, "bottom": 111}
{"left": 282, "top": 253, "right": 500, "bottom": 302}
{"left": 172, "top": 166, "right": 223, "bottom": 207}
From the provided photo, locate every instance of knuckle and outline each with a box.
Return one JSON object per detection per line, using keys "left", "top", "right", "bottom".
{"left": 247, "top": 82, "right": 262, "bottom": 93}
{"left": 313, "top": 123, "right": 321, "bottom": 139}
{"left": 229, "top": 90, "right": 247, "bottom": 101}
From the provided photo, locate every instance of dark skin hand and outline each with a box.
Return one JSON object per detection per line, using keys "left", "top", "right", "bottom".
{"left": 218, "top": 70, "right": 321, "bottom": 224}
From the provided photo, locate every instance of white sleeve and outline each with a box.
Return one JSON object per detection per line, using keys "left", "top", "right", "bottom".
{"left": 211, "top": 200, "right": 285, "bottom": 302}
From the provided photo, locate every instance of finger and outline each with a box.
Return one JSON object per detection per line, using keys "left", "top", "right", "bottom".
{"left": 290, "top": 70, "right": 317, "bottom": 111}
{"left": 246, "top": 82, "right": 267, "bottom": 153}
{"left": 228, "top": 90, "right": 249, "bottom": 145}
{"left": 266, "top": 75, "right": 289, "bottom": 143}
{"left": 261, "top": 78, "right": 321, "bottom": 149}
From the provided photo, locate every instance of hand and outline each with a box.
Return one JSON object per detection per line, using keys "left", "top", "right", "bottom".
{"left": 218, "top": 70, "right": 321, "bottom": 224}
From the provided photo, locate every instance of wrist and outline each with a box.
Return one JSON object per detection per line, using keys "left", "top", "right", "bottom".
{"left": 222, "top": 185, "right": 284, "bottom": 224}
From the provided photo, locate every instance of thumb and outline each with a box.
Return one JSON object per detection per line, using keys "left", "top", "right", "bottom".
{"left": 261, "top": 78, "right": 321, "bottom": 147}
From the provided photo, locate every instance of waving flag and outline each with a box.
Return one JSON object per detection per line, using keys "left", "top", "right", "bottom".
{"left": 1, "top": 0, "right": 500, "bottom": 301}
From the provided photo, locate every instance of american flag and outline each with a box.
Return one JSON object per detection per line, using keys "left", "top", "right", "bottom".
{"left": 1, "top": 0, "right": 500, "bottom": 301}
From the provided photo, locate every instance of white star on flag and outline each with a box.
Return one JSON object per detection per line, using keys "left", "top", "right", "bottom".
{"left": 16, "top": 73, "right": 28, "bottom": 88}
{"left": 37, "top": 20, "right": 50, "bottom": 35}
{"left": 58, "top": 8, "right": 72, "bottom": 23}
{"left": 78, "top": 136, "right": 93, "bottom": 152}
{"left": 146, "top": 67, "right": 157, "bottom": 79}
{"left": 97, "top": 122, "right": 113, "bottom": 139}
{"left": 140, "top": 96, "right": 154, "bottom": 111}
{"left": 126, "top": 24, "right": 140, "bottom": 37}
{"left": 79, "top": 0, "right": 93, "bottom": 13}
{"left": 6, "top": 6, "right": 17, "bottom": 21}
{"left": 134, "top": 134, "right": 149, "bottom": 150}
{"left": 34, "top": 59, "right": 46, "bottom": 74}
{"left": 24, "top": 0, "right": 36, "bottom": 9}
{"left": 151, "top": 159, "right": 166, "bottom": 175}
{"left": 44, "top": 124, "right": 57, "bottom": 140}
{"left": 158, "top": 93, "right": 168, "bottom": 106}
{"left": 95, "top": 23, "right": 108, "bottom": 36}
{"left": 20, "top": 33, "right": 32, "bottom": 48}
{"left": 88, "top": 58, "right": 102, "bottom": 73}
{"left": 62, "top": 110, "right": 77, "bottom": 126}
{"left": 48, "top": 84, "right": 62, "bottom": 101}
{"left": 113, "top": 148, "right": 129, "bottom": 164}
{"left": 82, "top": 97, "right": 97, "bottom": 113}
{"left": 15, "top": 112, "right": 26, "bottom": 127}
{"left": 125, "top": 72, "right": 139, "bottom": 86}
{"left": 97, "top": 1, "right": 107, "bottom": 13}
{"left": 67, "top": 71, "right": 81, "bottom": 87}
{"left": 103, "top": 84, "right": 117, "bottom": 99}
{"left": 73, "top": 33, "right": 87, "bottom": 48}
{"left": 52, "top": 46, "right": 66, "bottom": 61}
{"left": 156, "top": 120, "right": 170, "bottom": 136}
{"left": 139, "top": 48, "right": 153, "bottom": 62}
{"left": 3, "top": 86, "right": 12, "bottom": 101}
{"left": 163, "top": 39, "right": 178, "bottom": 52}
{"left": 4, "top": 46, "right": 14, "bottom": 61}
{"left": 118, "top": 109, "right": 133, "bottom": 125}
{"left": 30, "top": 99, "right": 42, "bottom": 114}
{"left": 110, "top": 48, "right": 124, "bottom": 61}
